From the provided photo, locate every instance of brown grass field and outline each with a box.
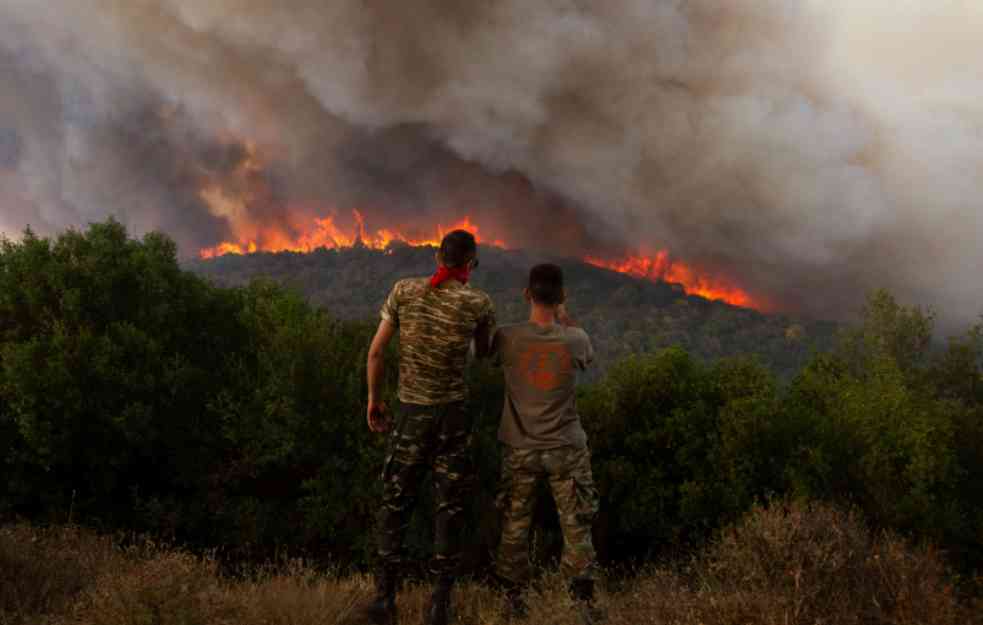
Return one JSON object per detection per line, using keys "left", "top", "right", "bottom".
{"left": 2, "top": 502, "right": 980, "bottom": 625}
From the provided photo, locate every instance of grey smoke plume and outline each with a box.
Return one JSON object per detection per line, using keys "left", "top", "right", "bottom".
{"left": 0, "top": 0, "right": 981, "bottom": 327}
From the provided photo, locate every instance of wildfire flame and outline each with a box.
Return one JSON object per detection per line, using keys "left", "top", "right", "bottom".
{"left": 584, "top": 252, "right": 761, "bottom": 309}
{"left": 200, "top": 210, "right": 759, "bottom": 309}
{"left": 199, "top": 209, "right": 504, "bottom": 259}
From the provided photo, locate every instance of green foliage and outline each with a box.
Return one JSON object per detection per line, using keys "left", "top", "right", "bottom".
{"left": 0, "top": 221, "right": 393, "bottom": 564}
{"left": 2, "top": 221, "right": 982, "bottom": 574}
{"left": 576, "top": 290, "right": 983, "bottom": 569}
{"left": 580, "top": 350, "right": 794, "bottom": 561}
{"left": 0, "top": 221, "right": 239, "bottom": 520}
{"left": 788, "top": 352, "right": 957, "bottom": 534}
{"left": 196, "top": 280, "right": 390, "bottom": 562}
{"left": 787, "top": 293, "right": 982, "bottom": 568}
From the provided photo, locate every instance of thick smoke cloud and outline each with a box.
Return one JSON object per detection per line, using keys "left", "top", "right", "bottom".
{"left": 0, "top": 0, "right": 980, "bottom": 327}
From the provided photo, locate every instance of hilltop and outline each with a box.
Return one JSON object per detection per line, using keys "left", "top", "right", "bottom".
{"left": 188, "top": 243, "right": 838, "bottom": 378}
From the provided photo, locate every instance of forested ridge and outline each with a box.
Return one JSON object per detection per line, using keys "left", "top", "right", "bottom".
{"left": 2, "top": 220, "right": 982, "bottom": 579}
{"left": 189, "top": 242, "right": 840, "bottom": 381}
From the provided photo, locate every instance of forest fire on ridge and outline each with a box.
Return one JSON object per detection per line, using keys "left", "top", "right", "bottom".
{"left": 195, "top": 136, "right": 762, "bottom": 310}
{"left": 584, "top": 252, "right": 761, "bottom": 309}
{"left": 199, "top": 210, "right": 761, "bottom": 309}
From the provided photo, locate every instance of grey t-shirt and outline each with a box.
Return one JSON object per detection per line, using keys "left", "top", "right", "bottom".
{"left": 492, "top": 322, "right": 594, "bottom": 450}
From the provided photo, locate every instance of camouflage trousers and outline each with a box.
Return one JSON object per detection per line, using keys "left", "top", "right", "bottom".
{"left": 376, "top": 401, "right": 475, "bottom": 582}
{"left": 495, "top": 445, "right": 600, "bottom": 586}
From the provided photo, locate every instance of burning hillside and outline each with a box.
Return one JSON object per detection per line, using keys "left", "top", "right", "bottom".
{"left": 191, "top": 135, "right": 762, "bottom": 309}
{"left": 198, "top": 207, "right": 761, "bottom": 309}
{"left": 584, "top": 253, "right": 762, "bottom": 310}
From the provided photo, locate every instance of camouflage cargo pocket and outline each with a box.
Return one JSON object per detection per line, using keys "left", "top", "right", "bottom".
{"left": 496, "top": 449, "right": 515, "bottom": 514}
{"left": 570, "top": 448, "right": 599, "bottom": 525}
{"left": 380, "top": 408, "right": 413, "bottom": 482}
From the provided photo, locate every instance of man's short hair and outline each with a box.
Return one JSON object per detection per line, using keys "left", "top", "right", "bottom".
{"left": 439, "top": 230, "right": 478, "bottom": 268}
{"left": 528, "top": 263, "right": 565, "bottom": 306}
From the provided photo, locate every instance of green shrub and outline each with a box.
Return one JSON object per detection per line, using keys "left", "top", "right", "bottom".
{"left": 0, "top": 222, "right": 241, "bottom": 524}
{"left": 785, "top": 292, "right": 983, "bottom": 568}
{"left": 0, "top": 222, "right": 394, "bottom": 564}
{"left": 580, "top": 348, "right": 793, "bottom": 561}
{"left": 2, "top": 222, "right": 982, "bottom": 576}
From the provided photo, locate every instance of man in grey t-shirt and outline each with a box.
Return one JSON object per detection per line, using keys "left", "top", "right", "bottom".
{"left": 491, "top": 264, "right": 602, "bottom": 622}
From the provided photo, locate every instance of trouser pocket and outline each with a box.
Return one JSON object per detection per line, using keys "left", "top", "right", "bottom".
{"left": 570, "top": 447, "right": 599, "bottom": 524}
{"left": 496, "top": 447, "right": 515, "bottom": 514}
{"left": 381, "top": 405, "right": 431, "bottom": 481}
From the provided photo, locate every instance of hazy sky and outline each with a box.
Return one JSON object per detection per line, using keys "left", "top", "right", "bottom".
{"left": 0, "top": 1, "right": 980, "bottom": 327}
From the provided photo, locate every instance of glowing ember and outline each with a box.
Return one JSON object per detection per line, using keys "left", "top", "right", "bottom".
{"left": 584, "top": 252, "right": 761, "bottom": 309}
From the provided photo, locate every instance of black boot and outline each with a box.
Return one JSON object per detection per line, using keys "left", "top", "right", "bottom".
{"left": 358, "top": 569, "right": 398, "bottom": 625}
{"left": 426, "top": 578, "right": 453, "bottom": 625}
{"left": 569, "top": 578, "right": 605, "bottom": 624}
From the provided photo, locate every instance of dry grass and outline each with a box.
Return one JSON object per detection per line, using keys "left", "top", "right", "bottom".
{"left": 618, "top": 501, "right": 980, "bottom": 625}
{"left": 2, "top": 502, "right": 980, "bottom": 625}
{"left": 0, "top": 524, "right": 124, "bottom": 624}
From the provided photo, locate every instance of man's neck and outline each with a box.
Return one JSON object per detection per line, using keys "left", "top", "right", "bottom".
{"left": 529, "top": 304, "right": 557, "bottom": 327}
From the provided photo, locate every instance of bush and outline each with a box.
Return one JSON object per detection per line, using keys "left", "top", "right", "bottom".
{"left": 699, "top": 501, "right": 958, "bottom": 623}
{"left": 622, "top": 501, "right": 969, "bottom": 625}
{"left": 787, "top": 292, "right": 982, "bottom": 569}
{"left": 0, "top": 221, "right": 243, "bottom": 525}
{"left": 580, "top": 348, "right": 793, "bottom": 561}
{"left": 0, "top": 222, "right": 395, "bottom": 565}
{"left": 201, "top": 280, "right": 388, "bottom": 563}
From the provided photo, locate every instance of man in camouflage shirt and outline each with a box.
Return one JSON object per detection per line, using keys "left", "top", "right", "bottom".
{"left": 357, "top": 230, "right": 495, "bottom": 625}
{"left": 491, "top": 264, "right": 602, "bottom": 622}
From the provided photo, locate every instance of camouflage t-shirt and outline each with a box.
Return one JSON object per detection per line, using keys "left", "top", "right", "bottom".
{"left": 381, "top": 277, "right": 496, "bottom": 406}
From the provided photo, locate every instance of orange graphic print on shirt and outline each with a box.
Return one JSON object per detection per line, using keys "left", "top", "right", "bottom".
{"left": 518, "top": 343, "right": 573, "bottom": 391}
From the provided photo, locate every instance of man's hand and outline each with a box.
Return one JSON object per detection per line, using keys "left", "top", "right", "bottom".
{"left": 366, "top": 319, "right": 396, "bottom": 433}
{"left": 367, "top": 400, "right": 392, "bottom": 433}
{"left": 556, "top": 304, "right": 576, "bottom": 327}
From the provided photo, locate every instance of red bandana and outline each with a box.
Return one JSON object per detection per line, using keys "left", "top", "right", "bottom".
{"left": 430, "top": 266, "right": 471, "bottom": 288}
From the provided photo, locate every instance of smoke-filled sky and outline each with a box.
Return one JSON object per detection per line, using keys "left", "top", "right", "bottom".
{"left": 1, "top": 0, "right": 981, "bottom": 327}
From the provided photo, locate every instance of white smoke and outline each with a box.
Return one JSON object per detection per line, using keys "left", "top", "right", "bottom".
{"left": 0, "top": 0, "right": 980, "bottom": 327}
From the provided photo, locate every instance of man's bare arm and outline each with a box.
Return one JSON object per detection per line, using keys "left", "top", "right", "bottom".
{"left": 367, "top": 319, "right": 397, "bottom": 432}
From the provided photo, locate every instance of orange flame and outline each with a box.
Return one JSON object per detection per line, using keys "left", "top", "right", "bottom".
{"left": 199, "top": 209, "right": 492, "bottom": 259}
{"left": 200, "top": 211, "right": 760, "bottom": 308}
{"left": 584, "top": 252, "right": 762, "bottom": 309}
